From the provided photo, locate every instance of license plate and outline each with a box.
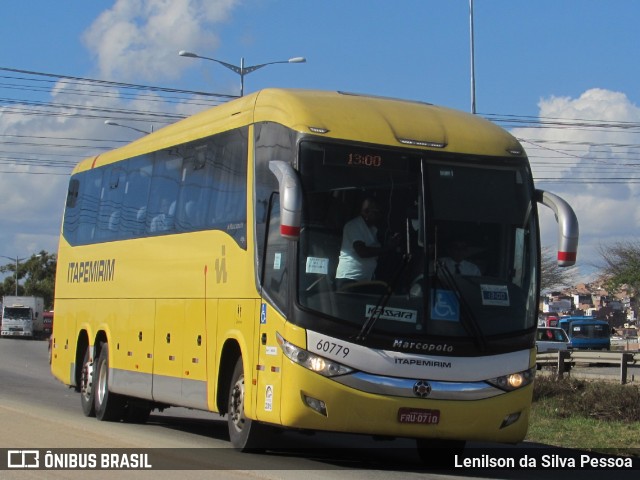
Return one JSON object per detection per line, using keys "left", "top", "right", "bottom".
{"left": 398, "top": 408, "right": 440, "bottom": 425}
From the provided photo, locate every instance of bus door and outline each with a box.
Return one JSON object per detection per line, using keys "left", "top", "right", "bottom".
{"left": 254, "top": 194, "right": 287, "bottom": 423}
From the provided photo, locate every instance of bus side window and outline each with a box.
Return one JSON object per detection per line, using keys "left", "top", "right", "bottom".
{"left": 96, "top": 167, "right": 126, "bottom": 241}
{"left": 147, "top": 153, "right": 182, "bottom": 234}
{"left": 63, "top": 179, "right": 81, "bottom": 244}
{"left": 176, "top": 146, "right": 214, "bottom": 231}
{"left": 122, "top": 156, "right": 152, "bottom": 236}
{"left": 76, "top": 170, "right": 104, "bottom": 244}
{"left": 66, "top": 179, "right": 80, "bottom": 208}
{"left": 207, "top": 130, "right": 247, "bottom": 247}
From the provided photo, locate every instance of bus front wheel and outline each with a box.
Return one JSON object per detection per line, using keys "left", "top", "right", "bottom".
{"left": 94, "top": 342, "right": 126, "bottom": 421}
{"left": 227, "top": 357, "right": 272, "bottom": 451}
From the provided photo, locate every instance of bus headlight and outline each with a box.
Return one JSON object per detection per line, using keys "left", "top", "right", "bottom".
{"left": 277, "top": 332, "right": 353, "bottom": 377}
{"left": 486, "top": 367, "right": 535, "bottom": 391}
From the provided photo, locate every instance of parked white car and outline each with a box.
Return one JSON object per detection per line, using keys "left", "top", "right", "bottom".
{"left": 536, "top": 327, "right": 571, "bottom": 353}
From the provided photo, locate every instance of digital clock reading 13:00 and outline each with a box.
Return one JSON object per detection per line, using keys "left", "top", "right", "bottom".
{"left": 347, "top": 153, "right": 383, "bottom": 167}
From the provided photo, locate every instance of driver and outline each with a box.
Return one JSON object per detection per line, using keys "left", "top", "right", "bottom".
{"left": 335, "top": 198, "right": 400, "bottom": 290}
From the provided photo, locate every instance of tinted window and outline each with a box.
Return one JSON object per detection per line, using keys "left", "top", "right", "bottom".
{"left": 62, "top": 127, "right": 248, "bottom": 247}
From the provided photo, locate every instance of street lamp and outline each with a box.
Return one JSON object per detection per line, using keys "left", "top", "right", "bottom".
{"left": 469, "top": 0, "right": 477, "bottom": 114}
{"left": 178, "top": 50, "right": 306, "bottom": 97}
{"left": 0, "top": 255, "right": 30, "bottom": 296}
{"left": 104, "top": 120, "right": 152, "bottom": 135}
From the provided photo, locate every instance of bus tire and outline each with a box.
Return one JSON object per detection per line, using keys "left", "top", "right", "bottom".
{"left": 94, "top": 342, "right": 126, "bottom": 421}
{"left": 227, "top": 357, "right": 271, "bottom": 451}
{"left": 80, "top": 345, "right": 96, "bottom": 417}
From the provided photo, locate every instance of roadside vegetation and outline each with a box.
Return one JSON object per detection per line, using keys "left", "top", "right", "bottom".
{"left": 0, "top": 251, "right": 56, "bottom": 309}
{"left": 527, "top": 375, "right": 640, "bottom": 454}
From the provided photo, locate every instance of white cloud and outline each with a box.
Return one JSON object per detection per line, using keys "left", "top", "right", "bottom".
{"left": 83, "top": 0, "right": 240, "bottom": 82}
{"left": 511, "top": 88, "right": 640, "bottom": 281}
{"left": 0, "top": 1, "right": 240, "bottom": 262}
{"left": 0, "top": 83, "right": 114, "bottom": 256}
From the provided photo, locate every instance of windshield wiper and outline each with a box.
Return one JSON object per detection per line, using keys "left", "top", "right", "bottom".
{"left": 435, "top": 261, "right": 487, "bottom": 352}
{"left": 356, "top": 218, "right": 415, "bottom": 343}
{"left": 355, "top": 252, "right": 412, "bottom": 343}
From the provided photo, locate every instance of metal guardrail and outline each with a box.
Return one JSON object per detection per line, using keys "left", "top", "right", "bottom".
{"left": 536, "top": 351, "right": 640, "bottom": 384}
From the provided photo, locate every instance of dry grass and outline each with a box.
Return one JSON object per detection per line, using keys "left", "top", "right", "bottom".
{"left": 527, "top": 375, "right": 640, "bottom": 453}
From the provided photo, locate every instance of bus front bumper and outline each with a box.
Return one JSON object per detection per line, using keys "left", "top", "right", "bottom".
{"left": 277, "top": 361, "right": 532, "bottom": 444}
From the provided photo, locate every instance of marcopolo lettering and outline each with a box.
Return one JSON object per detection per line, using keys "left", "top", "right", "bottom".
{"left": 392, "top": 338, "right": 454, "bottom": 353}
{"left": 67, "top": 259, "right": 116, "bottom": 283}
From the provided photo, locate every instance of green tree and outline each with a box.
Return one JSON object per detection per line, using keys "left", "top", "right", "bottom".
{"left": 598, "top": 240, "right": 640, "bottom": 296}
{"left": 0, "top": 251, "right": 57, "bottom": 309}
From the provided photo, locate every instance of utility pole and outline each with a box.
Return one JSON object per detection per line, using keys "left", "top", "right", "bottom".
{"left": 469, "top": 0, "right": 477, "bottom": 114}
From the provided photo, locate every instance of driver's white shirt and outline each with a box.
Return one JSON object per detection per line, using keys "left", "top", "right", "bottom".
{"left": 335, "top": 216, "right": 380, "bottom": 281}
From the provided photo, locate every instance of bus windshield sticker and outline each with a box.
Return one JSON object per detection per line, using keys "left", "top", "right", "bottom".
{"left": 480, "top": 284, "right": 510, "bottom": 306}
{"left": 366, "top": 305, "right": 418, "bottom": 323}
{"left": 430, "top": 289, "right": 460, "bottom": 322}
{"left": 273, "top": 252, "right": 282, "bottom": 270}
{"left": 306, "top": 257, "right": 329, "bottom": 274}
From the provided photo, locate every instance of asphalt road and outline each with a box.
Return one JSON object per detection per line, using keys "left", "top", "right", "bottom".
{"left": 0, "top": 337, "right": 635, "bottom": 479}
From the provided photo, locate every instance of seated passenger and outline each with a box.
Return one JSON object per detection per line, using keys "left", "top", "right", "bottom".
{"left": 149, "top": 199, "right": 175, "bottom": 232}
{"left": 438, "top": 239, "right": 481, "bottom": 276}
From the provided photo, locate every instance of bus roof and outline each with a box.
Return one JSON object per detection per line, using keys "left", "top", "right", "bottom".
{"left": 78, "top": 89, "right": 525, "bottom": 173}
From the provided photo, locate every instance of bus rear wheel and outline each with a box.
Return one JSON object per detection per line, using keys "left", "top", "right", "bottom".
{"left": 94, "top": 342, "right": 126, "bottom": 421}
{"left": 80, "top": 345, "right": 96, "bottom": 417}
{"left": 227, "top": 357, "right": 272, "bottom": 451}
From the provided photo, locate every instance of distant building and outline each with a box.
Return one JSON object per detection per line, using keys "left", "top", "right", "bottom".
{"left": 572, "top": 293, "right": 594, "bottom": 312}
{"left": 542, "top": 298, "right": 572, "bottom": 314}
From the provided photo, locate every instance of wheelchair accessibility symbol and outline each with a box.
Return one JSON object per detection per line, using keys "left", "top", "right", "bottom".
{"left": 431, "top": 289, "right": 460, "bottom": 322}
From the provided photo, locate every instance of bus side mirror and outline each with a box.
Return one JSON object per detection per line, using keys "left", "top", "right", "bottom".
{"left": 535, "top": 189, "right": 579, "bottom": 267}
{"left": 269, "top": 161, "right": 302, "bottom": 240}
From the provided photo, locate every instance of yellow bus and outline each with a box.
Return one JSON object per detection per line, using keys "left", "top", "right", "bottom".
{"left": 51, "top": 89, "right": 578, "bottom": 456}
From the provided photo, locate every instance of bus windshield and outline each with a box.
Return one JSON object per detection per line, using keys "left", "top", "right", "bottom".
{"left": 296, "top": 141, "right": 538, "bottom": 343}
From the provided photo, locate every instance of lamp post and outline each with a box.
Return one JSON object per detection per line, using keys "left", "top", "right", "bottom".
{"left": 104, "top": 120, "right": 152, "bottom": 134}
{"left": 178, "top": 50, "right": 306, "bottom": 97}
{"left": 0, "top": 255, "right": 28, "bottom": 296}
{"left": 469, "top": 0, "right": 477, "bottom": 114}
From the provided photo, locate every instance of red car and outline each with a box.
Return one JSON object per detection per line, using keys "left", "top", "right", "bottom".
{"left": 42, "top": 311, "right": 54, "bottom": 336}
{"left": 44, "top": 311, "right": 54, "bottom": 363}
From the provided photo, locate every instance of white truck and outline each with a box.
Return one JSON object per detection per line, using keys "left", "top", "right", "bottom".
{"left": 1, "top": 296, "right": 45, "bottom": 338}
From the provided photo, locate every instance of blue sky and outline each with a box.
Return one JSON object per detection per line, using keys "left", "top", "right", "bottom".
{"left": 1, "top": 0, "right": 640, "bottom": 282}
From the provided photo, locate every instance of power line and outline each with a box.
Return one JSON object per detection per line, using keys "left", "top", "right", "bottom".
{"left": 2, "top": 66, "right": 640, "bottom": 184}
{"left": 0, "top": 66, "right": 237, "bottom": 100}
{"left": 0, "top": 76, "right": 223, "bottom": 108}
